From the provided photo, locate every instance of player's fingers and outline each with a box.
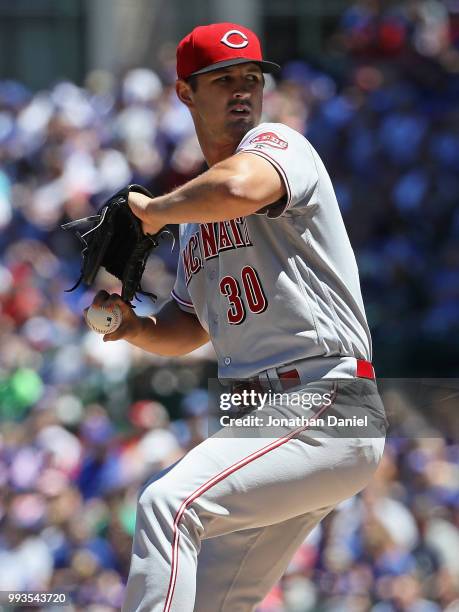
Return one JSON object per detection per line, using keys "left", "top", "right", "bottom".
{"left": 92, "top": 290, "right": 111, "bottom": 307}
{"left": 91, "top": 292, "right": 130, "bottom": 319}
{"left": 103, "top": 329, "right": 123, "bottom": 342}
{"left": 103, "top": 292, "right": 131, "bottom": 312}
{"left": 103, "top": 319, "right": 133, "bottom": 342}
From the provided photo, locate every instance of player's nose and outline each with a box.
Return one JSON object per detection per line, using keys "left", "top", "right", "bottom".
{"left": 231, "top": 89, "right": 252, "bottom": 105}
{"left": 231, "top": 78, "right": 251, "bottom": 97}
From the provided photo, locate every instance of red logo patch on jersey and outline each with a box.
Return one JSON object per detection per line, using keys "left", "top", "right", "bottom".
{"left": 249, "top": 132, "right": 288, "bottom": 150}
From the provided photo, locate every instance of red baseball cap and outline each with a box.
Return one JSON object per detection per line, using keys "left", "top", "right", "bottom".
{"left": 176, "top": 23, "right": 280, "bottom": 80}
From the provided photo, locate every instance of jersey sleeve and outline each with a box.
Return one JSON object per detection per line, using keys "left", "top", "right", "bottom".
{"left": 171, "top": 255, "right": 196, "bottom": 314}
{"left": 236, "top": 123, "right": 318, "bottom": 217}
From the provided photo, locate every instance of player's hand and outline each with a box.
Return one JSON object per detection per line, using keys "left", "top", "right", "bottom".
{"left": 128, "top": 191, "right": 164, "bottom": 235}
{"left": 83, "top": 290, "right": 144, "bottom": 343}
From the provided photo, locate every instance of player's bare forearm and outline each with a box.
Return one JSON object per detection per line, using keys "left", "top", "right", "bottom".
{"left": 128, "top": 152, "right": 286, "bottom": 233}
{"left": 123, "top": 300, "right": 209, "bottom": 357}
{"left": 89, "top": 292, "right": 209, "bottom": 355}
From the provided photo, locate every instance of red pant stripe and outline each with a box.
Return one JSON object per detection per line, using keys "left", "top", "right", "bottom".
{"left": 163, "top": 392, "right": 336, "bottom": 612}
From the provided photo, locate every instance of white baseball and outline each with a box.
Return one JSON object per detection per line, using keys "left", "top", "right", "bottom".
{"left": 86, "top": 304, "right": 122, "bottom": 334}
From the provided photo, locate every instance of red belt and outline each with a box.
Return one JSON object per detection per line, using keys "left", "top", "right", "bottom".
{"left": 232, "top": 359, "right": 375, "bottom": 394}
{"left": 355, "top": 359, "right": 376, "bottom": 380}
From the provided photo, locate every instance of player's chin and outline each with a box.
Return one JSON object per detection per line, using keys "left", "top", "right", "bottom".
{"left": 226, "top": 116, "right": 255, "bottom": 137}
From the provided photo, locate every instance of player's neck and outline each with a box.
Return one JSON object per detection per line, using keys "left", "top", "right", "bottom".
{"left": 202, "top": 142, "right": 237, "bottom": 166}
{"left": 195, "top": 126, "right": 246, "bottom": 166}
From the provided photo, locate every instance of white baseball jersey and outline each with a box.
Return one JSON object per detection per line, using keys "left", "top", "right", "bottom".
{"left": 171, "top": 122, "right": 372, "bottom": 379}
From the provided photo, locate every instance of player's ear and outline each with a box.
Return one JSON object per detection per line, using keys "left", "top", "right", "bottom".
{"left": 176, "top": 79, "right": 194, "bottom": 108}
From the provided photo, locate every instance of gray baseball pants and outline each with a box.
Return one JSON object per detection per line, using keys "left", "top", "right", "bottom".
{"left": 122, "top": 377, "right": 387, "bottom": 612}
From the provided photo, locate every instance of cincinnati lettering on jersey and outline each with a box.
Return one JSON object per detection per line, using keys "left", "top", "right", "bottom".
{"left": 249, "top": 131, "right": 288, "bottom": 150}
{"left": 182, "top": 218, "right": 253, "bottom": 285}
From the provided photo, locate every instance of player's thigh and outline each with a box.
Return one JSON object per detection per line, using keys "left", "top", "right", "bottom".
{"left": 197, "top": 434, "right": 382, "bottom": 532}
{"left": 137, "top": 377, "right": 385, "bottom": 535}
{"left": 194, "top": 506, "right": 333, "bottom": 612}
{"left": 136, "top": 429, "right": 381, "bottom": 540}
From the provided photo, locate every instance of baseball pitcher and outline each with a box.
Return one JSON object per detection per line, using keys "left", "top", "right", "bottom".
{"left": 85, "top": 22, "right": 387, "bottom": 612}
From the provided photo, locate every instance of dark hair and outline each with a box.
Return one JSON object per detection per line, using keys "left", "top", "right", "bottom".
{"left": 186, "top": 75, "right": 199, "bottom": 92}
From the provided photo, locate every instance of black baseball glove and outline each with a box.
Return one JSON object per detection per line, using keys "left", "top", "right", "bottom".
{"left": 61, "top": 184, "right": 173, "bottom": 305}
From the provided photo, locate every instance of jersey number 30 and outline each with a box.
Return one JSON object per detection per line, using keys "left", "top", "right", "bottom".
{"left": 220, "top": 266, "right": 267, "bottom": 325}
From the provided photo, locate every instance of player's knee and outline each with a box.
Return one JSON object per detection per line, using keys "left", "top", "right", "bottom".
{"left": 137, "top": 479, "right": 179, "bottom": 521}
{"left": 137, "top": 479, "right": 205, "bottom": 544}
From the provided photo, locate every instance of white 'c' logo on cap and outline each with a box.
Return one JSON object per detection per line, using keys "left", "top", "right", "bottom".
{"left": 220, "top": 29, "right": 249, "bottom": 49}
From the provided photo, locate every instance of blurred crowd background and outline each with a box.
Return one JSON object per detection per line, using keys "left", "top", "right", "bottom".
{"left": 1, "top": 0, "right": 459, "bottom": 610}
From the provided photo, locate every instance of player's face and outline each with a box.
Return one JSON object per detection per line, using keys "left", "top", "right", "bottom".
{"left": 180, "top": 63, "right": 264, "bottom": 145}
